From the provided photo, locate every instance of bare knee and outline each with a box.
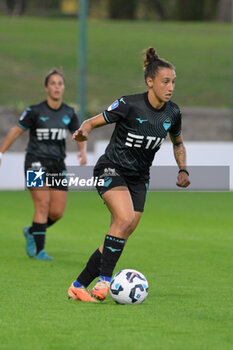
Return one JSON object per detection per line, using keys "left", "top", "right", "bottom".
{"left": 48, "top": 210, "right": 64, "bottom": 221}
{"left": 114, "top": 212, "right": 135, "bottom": 233}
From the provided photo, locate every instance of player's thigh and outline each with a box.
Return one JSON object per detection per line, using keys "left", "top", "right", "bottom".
{"left": 102, "top": 186, "right": 135, "bottom": 222}
{"left": 49, "top": 189, "right": 68, "bottom": 215}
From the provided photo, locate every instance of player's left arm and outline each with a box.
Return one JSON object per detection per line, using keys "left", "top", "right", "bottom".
{"left": 69, "top": 110, "right": 87, "bottom": 165}
{"left": 76, "top": 140, "right": 87, "bottom": 165}
{"left": 169, "top": 132, "right": 191, "bottom": 188}
{"left": 72, "top": 114, "right": 107, "bottom": 142}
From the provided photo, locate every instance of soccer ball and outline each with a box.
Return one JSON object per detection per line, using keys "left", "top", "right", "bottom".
{"left": 110, "top": 269, "right": 149, "bottom": 304}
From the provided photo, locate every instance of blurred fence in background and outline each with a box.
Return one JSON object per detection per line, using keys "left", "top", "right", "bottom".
{"left": 0, "top": 1, "right": 232, "bottom": 142}
{"left": 0, "top": 0, "right": 232, "bottom": 21}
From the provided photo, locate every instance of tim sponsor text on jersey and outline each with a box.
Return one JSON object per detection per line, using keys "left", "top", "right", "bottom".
{"left": 36, "top": 128, "right": 68, "bottom": 141}
{"left": 125, "top": 133, "right": 164, "bottom": 149}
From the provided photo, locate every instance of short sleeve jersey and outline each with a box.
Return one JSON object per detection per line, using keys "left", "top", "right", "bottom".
{"left": 102, "top": 92, "right": 182, "bottom": 178}
{"left": 18, "top": 101, "right": 80, "bottom": 160}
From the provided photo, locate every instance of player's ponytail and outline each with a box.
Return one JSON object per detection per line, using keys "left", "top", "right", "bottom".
{"left": 143, "top": 47, "right": 174, "bottom": 82}
{"left": 143, "top": 47, "right": 160, "bottom": 67}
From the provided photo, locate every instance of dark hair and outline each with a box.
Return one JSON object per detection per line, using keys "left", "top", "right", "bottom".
{"left": 143, "top": 47, "right": 174, "bottom": 82}
{"left": 44, "top": 69, "right": 65, "bottom": 87}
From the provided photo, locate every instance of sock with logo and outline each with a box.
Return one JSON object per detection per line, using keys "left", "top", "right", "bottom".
{"left": 29, "top": 222, "right": 47, "bottom": 254}
{"left": 99, "top": 275, "right": 111, "bottom": 283}
{"left": 47, "top": 217, "right": 57, "bottom": 228}
{"left": 76, "top": 248, "right": 102, "bottom": 287}
{"left": 100, "top": 235, "right": 125, "bottom": 278}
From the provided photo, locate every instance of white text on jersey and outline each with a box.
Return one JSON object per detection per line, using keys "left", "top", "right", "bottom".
{"left": 125, "top": 132, "right": 164, "bottom": 149}
{"left": 36, "top": 128, "right": 68, "bottom": 141}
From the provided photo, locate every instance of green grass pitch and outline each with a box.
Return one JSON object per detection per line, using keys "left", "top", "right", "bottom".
{"left": 0, "top": 191, "right": 232, "bottom": 350}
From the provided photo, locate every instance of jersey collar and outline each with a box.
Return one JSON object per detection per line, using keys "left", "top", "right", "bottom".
{"left": 143, "top": 92, "right": 167, "bottom": 112}
{"left": 45, "top": 100, "right": 64, "bottom": 112}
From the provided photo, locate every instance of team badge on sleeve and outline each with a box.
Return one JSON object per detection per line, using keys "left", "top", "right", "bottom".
{"left": 107, "top": 100, "right": 119, "bottom": 111}
{"left": 19, "top": 110, "right": 27, "bottom": 121}
{"left": 19, "top": 107, "right": 31, "bottom": 121}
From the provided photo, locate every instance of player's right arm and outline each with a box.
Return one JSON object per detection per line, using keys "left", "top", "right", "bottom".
{"left": 0, "top": 126, "right": 25, "bottom": 165}
{"left": 72, "top": 113, "right": 107, "bottom": 142}
{"left": 73, "top": 97, "right": 129, "bottom": 142}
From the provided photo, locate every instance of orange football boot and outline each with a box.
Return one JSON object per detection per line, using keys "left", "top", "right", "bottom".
{"left": 68, "top": 283, "right": 98, "bottom": 302}
{"left": 91, "top": 280, "right": 110, "bottom": 300}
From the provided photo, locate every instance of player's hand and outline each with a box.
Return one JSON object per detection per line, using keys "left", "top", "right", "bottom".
{"left": 72, "top": 128, "right": 88, "bottom": 142}
{"left": 176, "top": 172, "right": 190, "bottom": 188}
{"left": 78, "top": 150, "right": 87, "bottom": 165}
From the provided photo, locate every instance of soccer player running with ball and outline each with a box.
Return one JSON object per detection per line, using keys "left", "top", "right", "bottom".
{"left": 0, "top": 69, "right": 87, "bottom": 260}
{"left": 68, "top": 47, "right": 190, "bottom": 302}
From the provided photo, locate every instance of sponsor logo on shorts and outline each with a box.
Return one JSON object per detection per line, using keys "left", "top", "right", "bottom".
{"left": 31, "top": 162, "right": 42, "bottom": 170}
{"left": 103, "top": 168, "right": 119, "bottom": 177}
{"left": 103, "top": 177, "right": 113, "bottom": 187}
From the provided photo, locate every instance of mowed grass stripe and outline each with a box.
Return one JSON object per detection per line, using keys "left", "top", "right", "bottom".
{"left": 0, "top": 191, "right": 232, "bottom": 350}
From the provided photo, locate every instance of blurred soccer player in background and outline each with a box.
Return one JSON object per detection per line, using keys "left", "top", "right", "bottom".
{"left": 0, "top": 69, "right": 87, "bottom": 260}
{"left": 68, "top": 47, "right": 190, "bottom": 302}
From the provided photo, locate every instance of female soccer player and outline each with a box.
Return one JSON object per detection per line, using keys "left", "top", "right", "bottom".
{"left": 68, "top": 47, "right": 190, "bottom": 302}
{"left": 0, "top": 69, "right": 86, "bottom": 260}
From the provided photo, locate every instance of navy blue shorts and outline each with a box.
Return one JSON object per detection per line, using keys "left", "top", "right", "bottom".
{"left": 94, "top": 158, "right": 149, "bottom": 212}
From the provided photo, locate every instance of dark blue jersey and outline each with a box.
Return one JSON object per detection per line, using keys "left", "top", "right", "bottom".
{"left": 18, "top": 101, "right": 80, "bottom": 160}
{"left": 102, "top": 92, "right": 182, "bottom": 178}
